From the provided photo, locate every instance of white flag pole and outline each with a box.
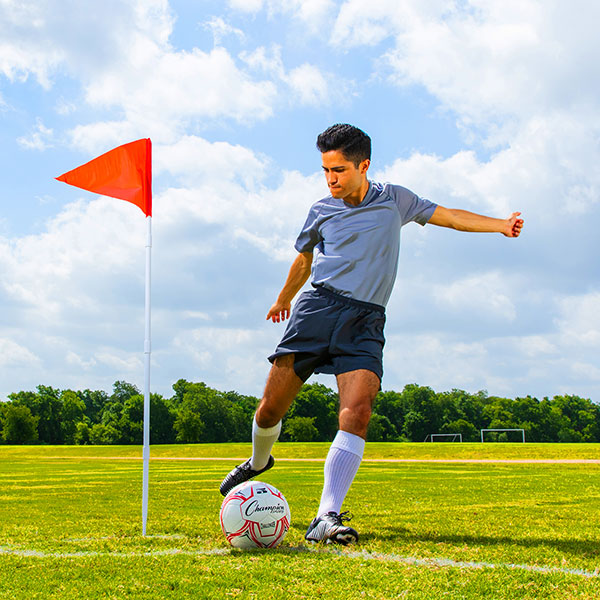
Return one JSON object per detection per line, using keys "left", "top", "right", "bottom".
{"left": 142, "top": 214, "right": 152, "bottom": 536}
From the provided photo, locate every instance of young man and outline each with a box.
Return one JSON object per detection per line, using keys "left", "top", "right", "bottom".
{"left": 220, "top": 124, "right": 524, "bottom": 545}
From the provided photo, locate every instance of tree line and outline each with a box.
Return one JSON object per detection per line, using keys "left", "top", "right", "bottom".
{"left": 0, "top": 380, "right": 598, "bottom": 445}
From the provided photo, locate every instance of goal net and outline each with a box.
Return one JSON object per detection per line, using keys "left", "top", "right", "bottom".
{"left": 480, "top": 428, "right": 525, "bottom": 442}
{"left": 423, "top": 433, "right": 463, "bottom": 442}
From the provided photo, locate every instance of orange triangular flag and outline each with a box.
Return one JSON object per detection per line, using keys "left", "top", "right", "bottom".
{"left": 56, "top": 138, "right": 152, "bottom": 216}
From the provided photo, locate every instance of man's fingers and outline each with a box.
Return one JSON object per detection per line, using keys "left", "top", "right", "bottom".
{"left": 511, "top": 220, "right": 523, "bottom": 237}
{"left": 267, "top": 306, "right": 291, "bottom": 322}
{"left": 505, "top": 213, "right": 524, "bottom": 237}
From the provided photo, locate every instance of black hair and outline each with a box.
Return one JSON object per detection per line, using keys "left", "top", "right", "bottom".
{"left": 316, "top": 124, "right": 371, "bottom": 167}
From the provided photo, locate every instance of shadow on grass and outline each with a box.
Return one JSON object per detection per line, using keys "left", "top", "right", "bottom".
{"left": 359, "top": 527, "right": 599, "bottom": 558}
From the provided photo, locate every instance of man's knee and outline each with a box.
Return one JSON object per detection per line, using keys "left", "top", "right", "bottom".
{"left": 255, "top": 401, "right": 284, "bottom": 428}
{"left": 339, "top": 403, "right": 372, "bottom": 436}
{"left": 336, "top": 369, "right": 380, "bottom": 438}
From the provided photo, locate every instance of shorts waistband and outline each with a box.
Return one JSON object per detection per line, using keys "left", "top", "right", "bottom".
{"left": 312, "top": 284, "right": 385, "bottom": 314}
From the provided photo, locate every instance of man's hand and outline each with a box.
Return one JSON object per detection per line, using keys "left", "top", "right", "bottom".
{"left": 504, "top": 212, "right": 524, "bottom": 238}
{"left": 267, "top": 302, "right": 291, "bottom": 323}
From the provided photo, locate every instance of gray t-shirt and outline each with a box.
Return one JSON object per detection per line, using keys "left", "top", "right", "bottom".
{"left": 294, "top": 181, "right": 437, "bottom": 307}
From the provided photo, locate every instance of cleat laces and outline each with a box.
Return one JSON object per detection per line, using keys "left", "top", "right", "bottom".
{"left": 332, "top": 511, "right": 353, "bottom": 525}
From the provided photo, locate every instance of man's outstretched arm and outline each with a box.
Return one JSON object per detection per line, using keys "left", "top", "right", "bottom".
{"left": 428, "top": 206, "right": 524, "bottom": 238}
{"left": 267, "top": 251, "right": 313, "bottom": 323}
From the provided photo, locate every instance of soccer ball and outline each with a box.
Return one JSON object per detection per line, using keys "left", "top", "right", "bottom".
{"left": 220, "top": 481, "right": 291, "bottom": 549}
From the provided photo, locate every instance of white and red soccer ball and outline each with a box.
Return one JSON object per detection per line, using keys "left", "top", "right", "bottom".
{"left": 220, "top": 481, "right": 291, "bottom": 549}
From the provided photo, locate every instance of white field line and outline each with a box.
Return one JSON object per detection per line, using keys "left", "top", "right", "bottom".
{"left": 0, "top": 545, "right": 228, "bottom": 559}
{"left": 61, "top": 534, "right": 186, "bottom": 542}
{"left": 0, "top": 544, "right": 598, "bottom": 579}
{"left": 313, "top": 547, "right": 600, "bottom": 579}
{"left": 22, "top": 456, "right": 600, "bottom": 464}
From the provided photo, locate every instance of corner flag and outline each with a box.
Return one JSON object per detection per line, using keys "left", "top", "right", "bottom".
{"left": 56, "top": 138, "right": 153, "bottom": 535}
{"left": 56, "top": 138, "right": 152, "bottom": 216}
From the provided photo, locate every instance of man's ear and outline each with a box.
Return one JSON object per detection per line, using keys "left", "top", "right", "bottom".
{"left": 360, "top": 159, "right": 371, "bottom": 174}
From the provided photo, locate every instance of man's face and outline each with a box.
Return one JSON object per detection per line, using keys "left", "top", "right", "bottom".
{"left": 321, "top": 150, "right": 370, "bottom": 201}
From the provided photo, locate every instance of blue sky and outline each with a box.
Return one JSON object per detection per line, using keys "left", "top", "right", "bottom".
{"left": 1, "top": 0, "right": 599, "bottom": 403}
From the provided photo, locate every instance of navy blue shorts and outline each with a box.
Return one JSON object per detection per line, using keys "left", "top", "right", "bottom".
{"left": 268, "top": 285, "right": 386, "bottom": 382}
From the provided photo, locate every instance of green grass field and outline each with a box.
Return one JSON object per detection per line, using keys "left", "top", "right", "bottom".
{"left": 1, "top": 443, "right": 599, "bottom": 599}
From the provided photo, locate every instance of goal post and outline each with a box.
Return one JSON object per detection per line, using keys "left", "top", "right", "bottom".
{"left": 423, "top": 433, "right": 463, "bottom": 442}
{"left": 480, "top": 428, "right": 525, "bottom": 443}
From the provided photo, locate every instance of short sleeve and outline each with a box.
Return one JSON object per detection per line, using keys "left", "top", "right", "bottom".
{"left": 294, "top": 204, "right": 323, "bottom": 253}
{"left": 387, "top": 184, "right": 437, "bottom": 226}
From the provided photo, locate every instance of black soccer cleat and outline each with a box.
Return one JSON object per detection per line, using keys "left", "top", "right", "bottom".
{"left": 219, "top": 455, "right": 275, "bottom": 496}
{"left": 304, "top": 511, "right": 359, "bottom": 545}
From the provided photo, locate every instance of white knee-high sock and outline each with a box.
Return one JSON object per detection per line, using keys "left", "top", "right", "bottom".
{"left": 317, "top": 430, "right": 365, "bottom": 516}
{"left": 250, "top": 416, "right": 281, "bottom": 470}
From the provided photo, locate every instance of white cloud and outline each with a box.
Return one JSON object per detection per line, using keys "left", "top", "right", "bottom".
{"left": 514, "top": 335, "right": 557, "bottom": 358}
{"left": 240, "top": 45, "right": 349, "bottom": 108}
{"left": 279, "top": 0, "right": 338, "bottom": 30}
{"left": 0, "top": 191, "right": 151, "bottom": 395}
{"left": 95, "top": 350, "right": 143, "bottom": 373}
{"left": 3, "top": 0, "right": 348, "bottom": 157}
{"left": 228, "top": 0, "right": 337, "bottom": 30}
{"left": 54, "top": 98, "right": 76, "bottom": 116}
{"left": 156, "top": 136, "right": 269, "bottom": 188}
{"left": 381, "top": 287, "right": 600, "bottom": 399}
{"left": 16, "top": 118, "right": 54, "bottom": 150}
{"left": 240, "top": 45, "right": 285, "bottom": 77}
{"left": 83, "top": 46, "right": 278, "bottom": 138}
{"left": 1, "top": 0, "right": 279, "bottom": 149}
{"left": 0, "top": 3, "right": 65, "bottom": 88}
{"left": 0, "top": 0, "right": 169, "bottom": 88}
{"left": 0, "top": 338, "right": 40, "bottom": 368}
{"left": 67, "top": 121, "right": 142, "bottom": 155}
{"left": 384, "top": 332, "right": 497, "bottom": 393}
{"left": 204, "top": 16, "right": 245, "bottom": 46}
{"left": 171, "top": 325, "right": 278, "bottom": 392}
{"left": 68, "top": 49, "right": 278, "bottom": 150}
{"left": 382, "top": 326, "right": 592, "bottom": 399}
{"left": 287, "top": 64, "right": 329, "bottom": 107}
{"left": 0, "top": 197, "right": 144, "bottom": 325}
{"left": 555, "top": 292, "right": 600, "bottom": 348}
{"left": 66, "top": 351, "right": 97, "bottom": 370}
{"left": 433, "top": 272, "right": 517, "bottom": 321}
{"left": 332, "top": 0, "right": 403, "bottom": 47}
{"left": 228, "top": 0, "right": 264, "bottom": 13}
{"left": 332, "top": 0, "right": 600, "bottom": 137}
{"left": 570, "top": 362, "right": 600, "bottom": 382}
{"left": 564, "top": 184, "right": 599, "bottom": 217}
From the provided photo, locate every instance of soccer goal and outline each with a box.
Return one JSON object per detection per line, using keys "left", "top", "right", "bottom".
{"left": 480, "top": 428, "right": 525, "bottom": 443}
{"left": 423, "top": 433, "right": 463, "bottom": 442}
